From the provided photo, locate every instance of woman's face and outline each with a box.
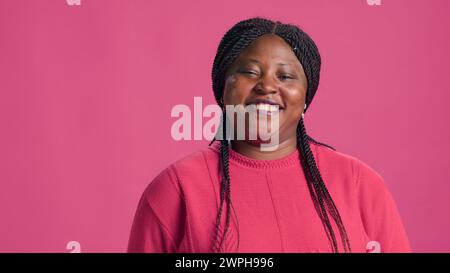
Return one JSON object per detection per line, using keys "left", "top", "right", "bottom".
{"left": 223, "top": 34, "right": 308, "bottom": 147}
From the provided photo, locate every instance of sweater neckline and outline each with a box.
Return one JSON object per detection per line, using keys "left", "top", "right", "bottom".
{"left": 208, "top": 141, "right": 301, "bottom": 169}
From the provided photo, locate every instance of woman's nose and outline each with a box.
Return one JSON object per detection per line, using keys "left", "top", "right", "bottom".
{"left": 254, "top": 74, "right": 278, "bottom": 94}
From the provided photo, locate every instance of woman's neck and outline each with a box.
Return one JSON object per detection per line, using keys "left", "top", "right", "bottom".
{"left": 230, "top": 137, "right": 297, "bottom": 160}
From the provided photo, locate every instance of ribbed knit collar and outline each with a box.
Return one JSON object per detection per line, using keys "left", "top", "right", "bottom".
{"left": 208, "top": 141, "right": 301, "bottom": 169}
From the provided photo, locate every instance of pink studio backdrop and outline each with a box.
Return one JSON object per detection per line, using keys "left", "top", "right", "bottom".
{"left": 0, "top": 0, "right": 449, "bottom": 253}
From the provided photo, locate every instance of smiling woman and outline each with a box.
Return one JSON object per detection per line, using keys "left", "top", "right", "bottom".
{"left": 127, "top": 17, "right": 411, "bottom": 253}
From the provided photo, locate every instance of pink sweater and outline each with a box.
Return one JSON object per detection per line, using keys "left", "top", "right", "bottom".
{"left": 127, "top": 141, "right": 411, "bottom": 253}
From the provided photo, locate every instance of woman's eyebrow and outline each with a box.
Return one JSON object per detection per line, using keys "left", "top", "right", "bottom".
{"left": 243, "top": 58, "right": 293, "bottom": 67}
{"left": 241, "top": 58, "right": 260, "bottom": 65}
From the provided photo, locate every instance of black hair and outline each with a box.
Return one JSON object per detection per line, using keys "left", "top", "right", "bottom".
{"left": 210, "top": 17, "right": 351, "bottom": 253}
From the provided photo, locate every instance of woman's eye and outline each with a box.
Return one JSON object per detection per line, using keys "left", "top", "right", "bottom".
{"left": 279, "top": 74, "right": 294, "bottom": 80}
{"left": 240, "top": 70, "right": 259, "bottom": 76}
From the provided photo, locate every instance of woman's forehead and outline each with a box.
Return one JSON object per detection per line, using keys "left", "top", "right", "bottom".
{"left": 236, "top": 35, "right": 299, "bottom": 65}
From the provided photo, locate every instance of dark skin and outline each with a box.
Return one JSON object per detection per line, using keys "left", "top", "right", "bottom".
{"left": 223, "top": 34, "right": 308, "bottom": 160}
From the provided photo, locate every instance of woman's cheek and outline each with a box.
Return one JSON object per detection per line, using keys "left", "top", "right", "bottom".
{"left": 223, "top": 76, "right": 238, "bottom": 104}
{"left": 225, "top": 78, "right": 251, "bottom": 105}
{"left": 285, "top": 97, "right": 306, "bottom": 117}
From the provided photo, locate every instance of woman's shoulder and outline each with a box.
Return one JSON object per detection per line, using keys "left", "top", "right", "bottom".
{"left": 145, "top": 143, "right": 220, "bottom": 193}
{"left": 311, "top": 141, "right": 385, "bottom": 189}
{"left": 168, "top": 143, "right": 220, "bottom": 175}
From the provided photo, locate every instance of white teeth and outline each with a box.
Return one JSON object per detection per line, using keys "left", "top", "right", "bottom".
{"left": 254, "top": 103, "right": 280, "bottom": 112}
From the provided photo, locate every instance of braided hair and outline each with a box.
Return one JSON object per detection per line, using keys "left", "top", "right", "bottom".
{"left": 210, "top": 17, "right": 351, "bottom": 253}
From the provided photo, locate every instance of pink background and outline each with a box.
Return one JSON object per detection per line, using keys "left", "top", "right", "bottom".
{"left": 1, "top": 0, "right": 449, "bottom": 253}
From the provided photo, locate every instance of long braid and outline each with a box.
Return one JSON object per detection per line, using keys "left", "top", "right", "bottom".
{"left": 279, "top": 24, "right": 351, "bottom": 252}
{"left": 297, "top": 127, "right": 337, "bottom": 251}
{"left": 297, "top": 118, "right": 351, "bottom": 252}
{"left": 212, "top": 109, "right": 233, "bottom": 252}
{"left": 211, "top": 17, "right": 351, "bottom": 253}
{"left": 307, "top": 135, "right": 336, "bottom": 151}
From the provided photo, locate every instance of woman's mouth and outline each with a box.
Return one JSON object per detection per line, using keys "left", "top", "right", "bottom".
{"left": 245, "top": 103, "right": 284, "bottom": 116}
{"left": 251, "top": 103, "right": 281, "bottom": 114}
{"left": 244, "top": 98, "right": 284, "bottom": 114}
{"left": 254, "top": 103, "right": 280, "bottom": 111}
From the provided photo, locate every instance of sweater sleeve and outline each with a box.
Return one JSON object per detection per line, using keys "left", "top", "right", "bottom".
{"left": 127, "top": 166, "right": 186, "bottom": 253}
{"left": 356, "top": 159, "right": 412, "bottom": 253}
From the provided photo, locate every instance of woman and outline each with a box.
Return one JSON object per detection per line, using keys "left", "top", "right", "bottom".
{"left": 127, "top": 17, "right": 411, "bottom": 253}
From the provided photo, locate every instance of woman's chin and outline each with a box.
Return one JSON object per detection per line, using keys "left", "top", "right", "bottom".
{"left": 240, "top": 133, "right": 280, "bottom": 146}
